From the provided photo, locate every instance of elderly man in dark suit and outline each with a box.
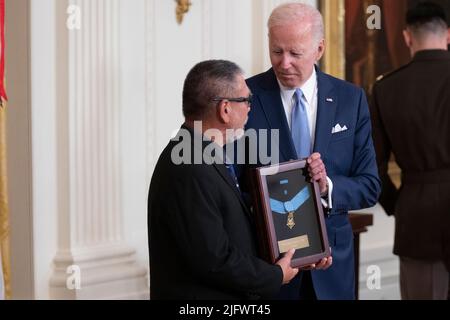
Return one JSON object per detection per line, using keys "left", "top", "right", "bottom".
{"left": 370, "top": 2, "right": 450, "bottom": 300}
{"left": 243, "top": 2, "right": 380, "bottom": 300}
{"left": 148, "top": 60, "right": 300, "bottom": 299}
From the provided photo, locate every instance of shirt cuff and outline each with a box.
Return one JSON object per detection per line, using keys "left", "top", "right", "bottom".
{"left": 320, "top": 176, "right": 333, "bottom": 209}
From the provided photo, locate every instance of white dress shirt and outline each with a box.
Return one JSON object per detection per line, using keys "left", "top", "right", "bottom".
{"left": 277, "top": 68, "right": 333, "bottom": 209}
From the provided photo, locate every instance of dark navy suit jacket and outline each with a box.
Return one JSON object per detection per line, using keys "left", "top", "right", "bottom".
{"left": 243, "top": 67, "right": 381, "bottom": 300}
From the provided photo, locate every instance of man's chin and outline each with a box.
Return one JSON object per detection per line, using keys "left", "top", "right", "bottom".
{"left": 277, "top": 76, "right": 300, "bottom": 89}
{"left": 225, "top": 128, "right": 245, "bottom": 144}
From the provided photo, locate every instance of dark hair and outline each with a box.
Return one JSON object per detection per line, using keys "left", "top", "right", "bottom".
{"left": 182, "top": 60, "right": 243, "bottom": 120}
{"left": 406, "top": 2, "right": 448, "bottom": 34}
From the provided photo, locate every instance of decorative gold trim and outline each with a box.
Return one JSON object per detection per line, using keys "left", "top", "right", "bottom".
{"left": 320, "top": 0, "right": 402, "bottom": 189}
{"left": 0, "top": 103, "right": 11, "bottom": 299}
{"left": 175, "top": 0, "right": 192, "bottom": 25}
{"left": 320, "top": 0, "right": 345, "bottom": 79}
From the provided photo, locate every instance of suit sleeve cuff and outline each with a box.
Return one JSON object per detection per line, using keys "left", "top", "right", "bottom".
{"left": 320, "top": 176, "right": 333, "bottom": 209}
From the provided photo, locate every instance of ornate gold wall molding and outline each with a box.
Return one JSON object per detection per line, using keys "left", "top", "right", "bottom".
{"left": 320, "top": 0, "right": 345, "bottom": 79}
{"left": 0, "top": 104, "right": 11, "bottom": 299}
{"left": 320, "top": 0, "right": 402, "bottom": 188}
{"left": 175, "top": 0, "right": 192, "bottom": 25}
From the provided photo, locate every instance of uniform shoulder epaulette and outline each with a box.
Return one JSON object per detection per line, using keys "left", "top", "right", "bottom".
{"left": 375, "top": 62, "right": 412, "bottom": 83}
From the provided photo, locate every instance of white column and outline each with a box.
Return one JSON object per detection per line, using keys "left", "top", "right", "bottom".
{"left": 145, "top": 0, "right": 157, "bottom": 183}
{"left": 48, "top": 0, "right": 148, "bottom": 299}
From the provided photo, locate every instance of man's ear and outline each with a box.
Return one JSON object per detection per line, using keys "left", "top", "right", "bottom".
{"left": 315, "top": 39, "right": 325, "bottom": 61}
{"left": 217, "top": 100, "right": 231, "bottom": 124}
{"left": 403, "top": 29, "right": 412, "bottom": 48}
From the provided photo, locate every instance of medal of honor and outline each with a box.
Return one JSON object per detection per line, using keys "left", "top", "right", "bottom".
{"left": 287, "top": 212, "right": 295, "bottom": 229}
{"left": 270, "top": 186, "right": 310, "bottom": 229}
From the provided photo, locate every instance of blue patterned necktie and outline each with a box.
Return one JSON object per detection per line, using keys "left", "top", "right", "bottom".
{"left": 291, "top": 88, "right": 311, "bottom": 159}
{"left": 223, "top": 153, "right": 241, "bottom": 191}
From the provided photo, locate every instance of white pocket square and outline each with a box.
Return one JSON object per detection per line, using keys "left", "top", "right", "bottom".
{"left": 332, "top": 124, "right": 348, "bottom": 134}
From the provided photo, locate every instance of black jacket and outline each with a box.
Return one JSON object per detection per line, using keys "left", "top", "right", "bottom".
{"left": 148, "top": 125, "right": 283, "bottom": 299}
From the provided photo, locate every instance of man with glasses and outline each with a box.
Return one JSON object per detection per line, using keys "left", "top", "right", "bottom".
{"left": 241, "top": 3, "right": 380, "bottom": 300}
{"left": 148, "top": 60, "right": 298, "bottom": 299}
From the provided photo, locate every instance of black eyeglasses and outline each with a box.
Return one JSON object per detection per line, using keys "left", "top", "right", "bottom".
{"left": 212, "top": 94, "right": 253, "bottom": 106}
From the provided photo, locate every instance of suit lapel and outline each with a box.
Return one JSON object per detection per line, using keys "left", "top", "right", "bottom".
{"left": 314, "top": 70, "right": 337, "bottom": 157}
{"left": 185, "top": 125, "right": 252, "bottom": 218}
{"left": 258, "top": 69, "right": 297, "bottom": 161}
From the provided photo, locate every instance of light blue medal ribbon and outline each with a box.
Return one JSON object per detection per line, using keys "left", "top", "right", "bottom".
{"left": 270, "top": 186, "right": 310, "bottom": 229}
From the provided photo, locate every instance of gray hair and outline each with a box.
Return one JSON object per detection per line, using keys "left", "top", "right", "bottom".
{"left": 182, "top": 60, "right": 243, "bottom": 120}
{"left": 268, "top": 2, "right": 324, "bottom": 45}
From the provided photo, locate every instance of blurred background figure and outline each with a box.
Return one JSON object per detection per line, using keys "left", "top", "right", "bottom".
{"left": 370, "top": 1, "right": 450, "bottom": 300}
{"left": 345, "top": 0, "right": 449, "bottom": 96}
